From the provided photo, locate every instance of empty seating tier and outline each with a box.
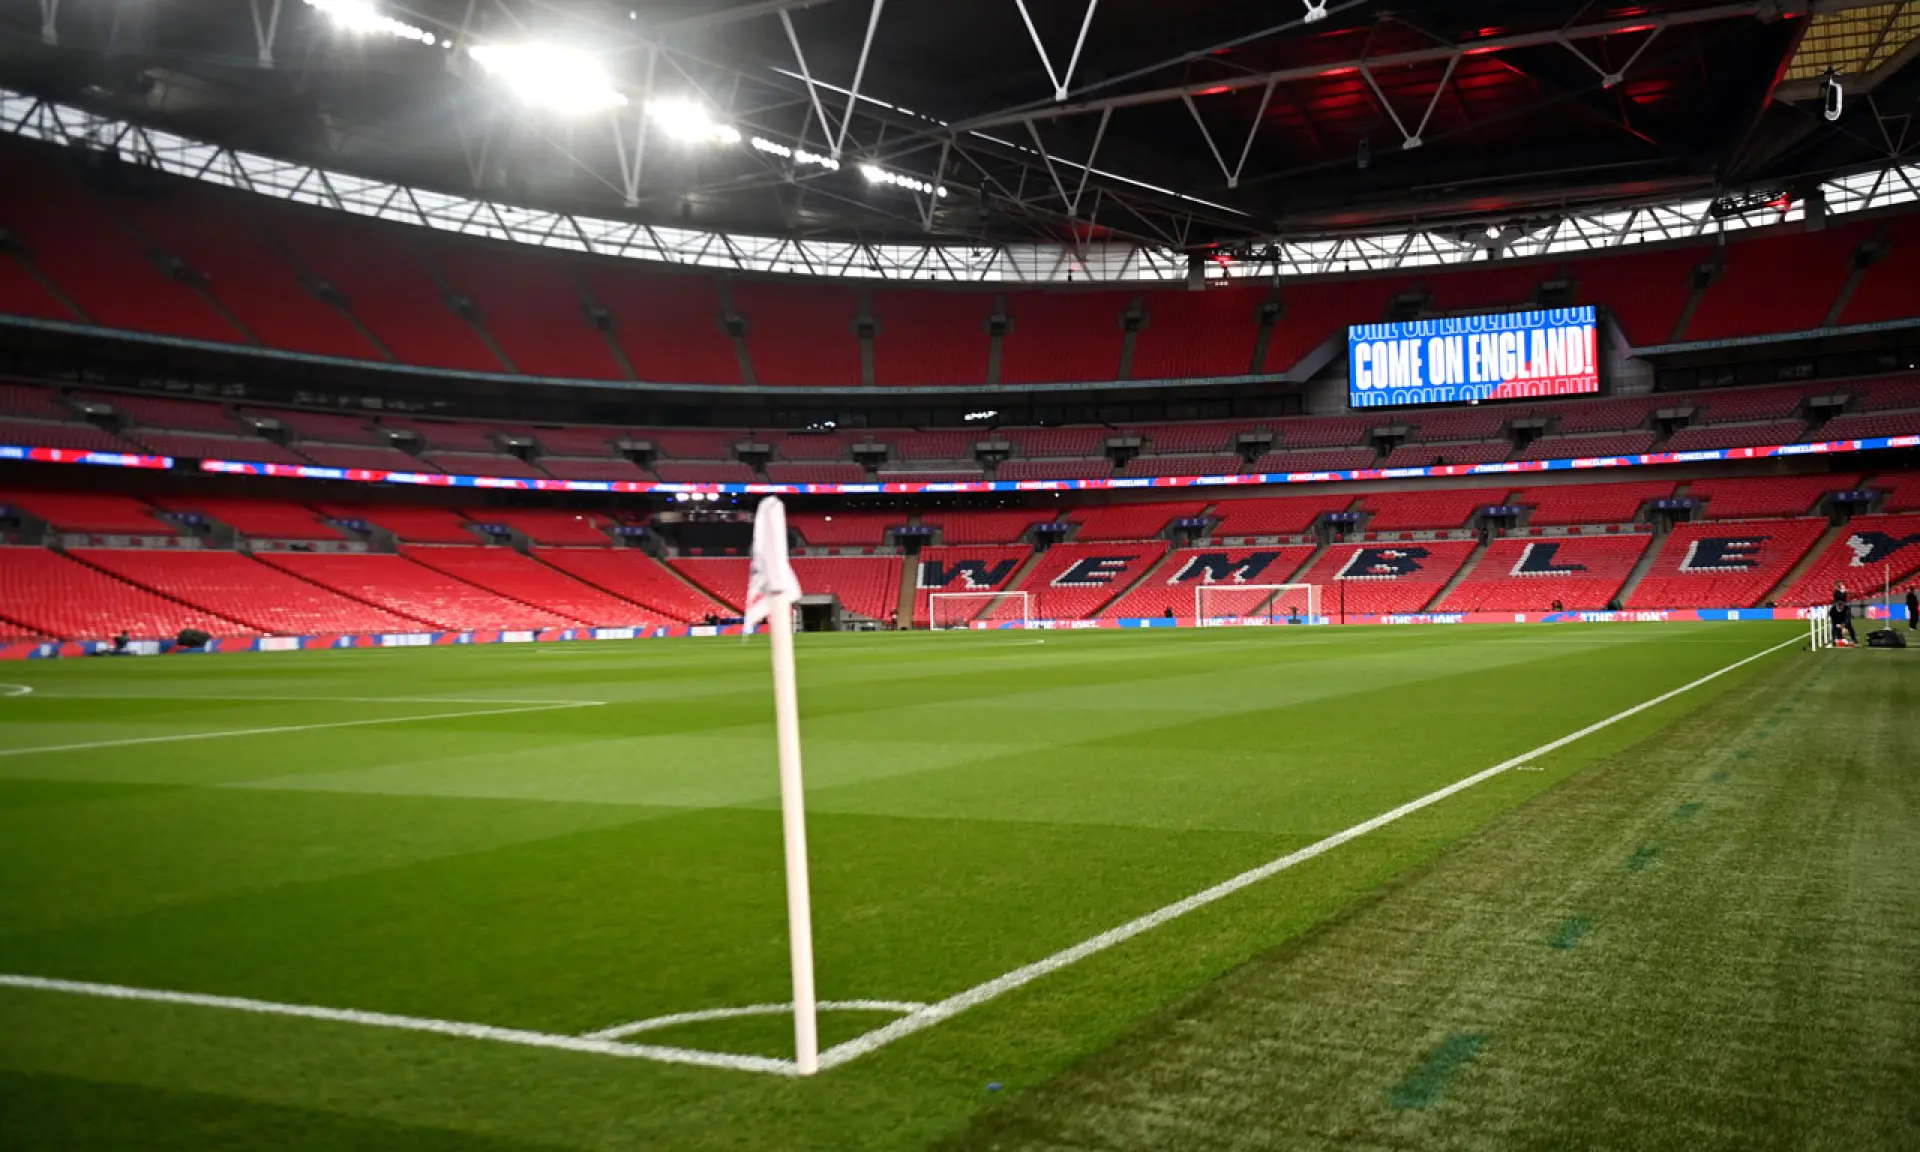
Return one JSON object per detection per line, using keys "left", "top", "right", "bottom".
{"left": 1686, "top": 474, "right": 1860, "bottom": 520}
{"left": 1, "top": 492, "right": 177, "bottom": 535}
{"left": 158, "top": 498, "right": 337, "bottom": 540}
{"left": 1626, "top": 519, "right": 1825, "bottom": 609}
{"left": 76, "top": 549, "right": 422, "bottom": 635}
{"left": 257, "top": 552, "right": 574, "bottom": 630}
{"left": 0, "top": 548, "right": 248, "bottom": 640}
{"left": 1362, "top": 487, "right": 1513, "bottom": 532}
{"left": 1776, "top": 513, "right": 1920, "bottom": 607}
{"left": 1021, "top": 541, "right": 1168, "bottom": 621}
{"left": 319, "top": 505, "right": 479, "bottom": 544}
{"left": 1069, "top": 501, "right": 1208, "bottom": 541}
{"left": 537, "top": 549, "right": 727, "bottom": 623}
{"left": 1107, "top": 546, "right": 1315, "bottom": 619}
{"left": 790, "top": 556, "right": 903, "bottom": 621}
{"left": 403, "top": 547, "right": 656, "bottom": 626}
{"left": 788, "top": 511, "right": 898, "bottom": 547}
{"left": 1211, "top": 495, "right": 1352, "bottom": 538}
{"left": 1438, "top": 536, "right": 1651, "bottom": 612}
{"left": 1513, "top": 481, "right": 1673, "bottom": 525}
{"left": 1297, "top": 540, "right": 1481, "bottom": 616}
{"left": 914, "top": 545, "right": 1033, "bottom": 625}
{"left": 920, "top": 510, "right": 1050, "bottom": 544}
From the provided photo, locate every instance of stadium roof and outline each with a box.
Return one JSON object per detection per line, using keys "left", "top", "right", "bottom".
{"left": 1, "top": 0, "right": 1915, "bottom": 257}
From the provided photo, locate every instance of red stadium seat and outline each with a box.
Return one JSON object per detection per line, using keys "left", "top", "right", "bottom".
{"left": 788, "top": 511, "right": 899, "bottom": 546}
{"left": 0, "top": 491, "right": 177, "bottom": 535}
{"left": 537, "top": 549, "right": 725, "bottom": 623}
{"left": 1685, "top": 224, "right": 1868, "bottom": 342}
{"left": 1626, "top": 519, "right": 1825, "bottom": 608}
{"left": 403, "top": 546, "right": 657, "bottom": 626}
{"left": 1130, "top": 288, "right": 1264, "bottom": 380}
{"left": 919, "top": 510, "right": 1051, "bottom": 545}
{"left": 316, "top": 505, "right": 479, "bottom": 544}
{"left": 999, "top": 292, "right": 1125, "bottom": 384}
{"left": 1513, "top": 481, "right": 1673, "bottom": 525}
{"left": 1020, "top": 541, "right": 1168, "bottom": 620}
{"left": 913, "top": 545, "right": 1033, "bottom": 625}
{"left": 431, "top": 242, "right": 625, "bottom": 380}
{"left": 577, "top": 267, "right": 738, "bottom": 385}
{"left": 1362, "top": 487, "right": 1514, "bottom": 532}
{"left": 1296, "top": 539, "right": 1481, "bottom": 615}
{"left": 1686, "top": 474, "right": 1860, "bottom": 520}
{"left": 1210, "top": 494, "right": 1353, "bottom": 537}
{"left": 468, "top": 510, "right": 620, "bottom": 546}
{"left": 0, "top": 547, "right": 249, "bottom": 640}
{"left": 1069, "top": 501, "right": 1208, "bottom": 541}
{"left": 732, "top": 281, "right": 862, "bottom": 388}
{"left": 156, "top": 498, "right": 339, "bottom": 540}
{"left": 76, "top": 549, "right": 423, "bottom": 635}
{"left": 1661, "top": 421, "right": 1806, "bottom": 453}
{"left": 1439, "top": 535, "right": 1652, "bottom": 611}
{"left": 1776, "top": 513, "right": 1920, "bottom": 607}
{"left": 791, "top": 556, "right": 902, "bottom": 621}
{"left": 1107, "top": 545, "right": 1316, "bottom": 619}
{"left": 869, "top": 290, "right": 993, "bottom": 386}
{"left": 257, "top": 552, "right": 573, "bottom": 630}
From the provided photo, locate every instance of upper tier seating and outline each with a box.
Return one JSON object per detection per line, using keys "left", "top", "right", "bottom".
{"left": 1406, "top": 407, "right": 1510, "bottom": 441}
{"left": 1250, "top": 448, "right": 1379, "bottom": 472}
{"left": 1626, "top": 519, "right": 1825, "bottom": 608}
{"left": 530, "top": 426, "right": 623, "bottom": 458}
{"left": 577, "top": 266, "right": 738, "bottom": 384}
{"left": 1211, "top": 494, "right": 1353, "bottom": 537}
{"left": 920, "top": 510, "right": 1051, "bottom": 544}
{"left": 1572, "top": 244, "right": 1705, "bottom": 346}
{"left": 1423, "top": 264, "right": 1543, "bottom": 312}
{"left": 541, "top": 457, "right": 651, "bottom": 481}
{"left": 81, "top": 391, "right": 239, "bottom": 434}
{"left": 266, "top": 212, "right": 502, "bottom": 372}
{"left": 789, "top": 511, "right": 898, "bottom": 547}
{"left": 1687, "top": 474, "right": 1860, "bottom": 520}
{"left": 422, "top": 452, "right": 546, "bottom": 479}
{"left": 1513, "top": 480, "right": 1673, "bottom": 525}
{"left": 0, "top": 547, "right": 248, "bottom": 640}
{"left": 77, "top": 549, "right": 421, "bottom": 635}
{"left": 1544, "top": 395, "right": 1669, "bottom": 435}
{"left": 260, "top": 409, "right": 386, "bottom": 445}
{"left": 1379, "top": 441, "right": 1511, "bottom": 468}
{"left": 654, "top": 461, "right": 757, "bottom": 484}
{"left": 1776, "top": 513, "right": 1920, "bottom": 606}
{"left": 1842, "top": 215, "right": 1920, "bottom": 327}
{"left": 1685, "top": 224, "right": 1871, "bottom": 342}
{"left": 1021, "top": 541, "right": 1168, "bottom": 620}
{"left": 430, "top": 241, "right": 625, "bottom": 380}
{"left": 1661, "top": 421, "right": 1806, "bottom": 453}
{"left": 1003, "top": 427, "right": 1112, "bottom": 457}
{"left": 1118, "top": 454, "right": 1241, "bottom": 478}
{"left": 0, "top": 147, "right": 239, "bottom": 343}
{"left": 257, "top": 552, "right": 574, "bottom": 630}
{"left": 733, "top": 281, "right": 862, "bottom": 387}
{"left": 1517, "top": 431, "right": 1657, "bottom": 461}
{"left": 0, "top": 248, "right": 74, "bottom": 322}
{"left": 535, "top": 549, "right": 728, "bottom": 623}
{"left": 791, "top": 556, "right": 903, "bottom": 621}
{"left": 1070, "top": 501, "right": 1208, "bottom": 541}
{"left": 130, "top": 433, "right": 309, "bottom": 466}
{"left": 1362, "top": 487, "right": 1514, "bottom": 532}
{"left": 998, "top": 292, "right": 1125, "bottom": 384}
{"left": 157, "top": 498, "right": 339, "bottom": 540}
{"left": 115, "top": 191, "right": 378, "bottom": 359}
{"left": 1130, "top": 288, "right": 1264, "bottom": 380}
{"left": 0, "top": 491, "right": 177, "bottom": 535}
{"left": 1107, "top": 545, "right": 1316, "bottom": 619}
{"left": 0, "top": 384, "right": 74, "bottom": 421}
{"left": 298, "top": 444, "right": 437, "bottom": 472}
{"left": 466, "top": 510, "right": 618, "bottom": 546}
{"left": 1818, "top": 411, "right": 1920, "bottom": 441}
{"left": 914, "top": 545, "right": 1033, "bottom": 625}
{"left": 1296, "top": 539, "right": 1481, "bottom": 615}
{"left": 1438, "top": 535, "right": 1651, "bottom": 612}
{"left": 1263, "top": 278, "right": 1403, "bottom": 373}
{"left": 870, "top": 290, "right": 992, "bottom": 387}
{"left": 1132, "top": 421, "right": 1248, "bottom": 454}
{"left": 1848, "top": 375, "right": 1920, "bottom": 411}
{"left": 1000, "top": 459, "right": 1112, "bottom": 481}
{"left": 403, "top": 546, "right": 656, "bottom": 626}
{"left": 318, "top": 504, "right": 478, "bottom": 544}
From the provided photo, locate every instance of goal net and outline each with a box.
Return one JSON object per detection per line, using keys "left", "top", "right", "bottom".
{"left": 928, "top": 591, "right": 1031, "bottom": 630}
{"left": 1195, "top": 583, "right": 1319, "bottom": 626}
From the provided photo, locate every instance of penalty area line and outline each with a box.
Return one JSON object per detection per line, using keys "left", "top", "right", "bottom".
{"left": 815, "top": 633, "right": 1802, "bottom": 1071}
{"left": 0, "top": 701, "right": 604, "bottom": 758}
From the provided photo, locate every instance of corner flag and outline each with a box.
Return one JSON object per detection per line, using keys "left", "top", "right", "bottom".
{"left": 748, "top": 497, "right": 820, "bottom": 1074}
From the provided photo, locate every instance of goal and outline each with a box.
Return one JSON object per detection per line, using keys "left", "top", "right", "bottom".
{"left": 1195, "top": 583, "right": 1319, "bottom": 626}
{"left": 928, "top": 590, "right": 1031, "bottom": 630}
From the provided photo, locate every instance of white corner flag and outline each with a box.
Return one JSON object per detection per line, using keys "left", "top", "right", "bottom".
{"left": 746, "top": 497, "right": 820, "bottom": 1075}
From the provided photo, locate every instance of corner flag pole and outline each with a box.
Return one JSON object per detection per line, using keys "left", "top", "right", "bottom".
{"left": 746, "top": 496, "right": 819, "bottom": 1075}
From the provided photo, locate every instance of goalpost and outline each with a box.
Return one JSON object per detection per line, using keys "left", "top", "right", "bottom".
{"left": 1195, "top": 583, "right": 1320, "bottom": 626}
{"left": 928, "top": 591, "right": 1031, "bottom": 630}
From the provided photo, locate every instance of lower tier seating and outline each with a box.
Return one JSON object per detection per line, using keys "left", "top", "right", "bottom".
{"left": 1, "top": 491, "right": 179, "bottom": 535}
{"left": 1297, "top": 539, "right": 1481, "bottom": 616}
{"left": 1069, "top": 501, "right": 1208, "bottom": 541}
{"left": 256, "top": 552, "right": 575, "bottom": 630}
{"left": 914, "top": 545, "right": 1033, "bottom": 626}
{"left": 791, "top": 557, "right": 903, "bottom": 622}
{"left": 535, "top": 549, "right": 728, "bottom": 623}
{"left": 671, "top": 557, "right": 748, "bottom": 612}
{"left": 1776, "top": 513, "right": 1920, "bottom": 607}
{"left": 76, "top": 549, "right": 423, "bottom": 635}
{"left": 1020, "top": 541, "right": 1169, "bottom": 620}
{"left": 1107, "top": 546, "right": 1316, "bottom": 619}
{"left": 0, "top": 547, "right": 248, "bottom": 640}
{"left": 1438, "top": 536, "right": 1651, "bottom": 612}
{"left": 157, "top": 498, "right": 340, "bottom": 540}
{"left": 402, "top": 547, "right": 659, "bottom": 626}
{"left": 1625, "top": 519, "right": 1826, "bottom": 609}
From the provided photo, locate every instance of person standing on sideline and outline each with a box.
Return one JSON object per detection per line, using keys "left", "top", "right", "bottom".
{"left": 1906, "top": 587, "right": 1917, "bottom": 631}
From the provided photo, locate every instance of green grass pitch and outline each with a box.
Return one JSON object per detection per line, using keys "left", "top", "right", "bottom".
{"left": 0, "top": 622, "right": 1913, "bottom": 1150}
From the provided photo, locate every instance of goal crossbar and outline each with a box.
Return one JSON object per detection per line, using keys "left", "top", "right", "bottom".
{"left": 1195, "top": 583, "right": 1319, "bottom": 626}
{"left": 928, "top": 590, "right": 1031, "bottom": 629}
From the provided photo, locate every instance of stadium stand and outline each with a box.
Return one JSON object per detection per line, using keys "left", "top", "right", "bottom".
{"left": 0, "top": 547, "right": 248, "bottom": 640}
{"left": 1517, "top": 431, "right": 1658, "bottom": 460}
{"left": 874, "top": 467, "right": 987, "bottom": 483}
{"left": 403, "top": 546, "right": 658, "bottom": 626}
{"left": 297, "top": 444, "right": 437, "bottom": 472}
{"left": 0, "top": 247, "right": 74, "bottom": 322}
{"left": 653, "top": 461, "right": 757, "bottom": 484}
{"left": 791, "top": 556, "right": 903, "bottom": 621}
{"left": 1571, "top": 244, "right": 1705, "bottom": 346}
{"left": 1684, "top": 224, "right": 1870, "bottom": 342}
{"left": 1438, "top": 535, "right": 1652, "bottom": 611}
{"left": 645, "top": 429, "right": 743, "bottom": 459}
{"left": 0, "top": 384, "right": 73, "bottom": 421}
{"left": 0, "top": 419, "right": 141, "bottom": 454}
{"left": 115, "top": 192, "right": 379, "bottom": 359}
{"left": 1297, "top": 539, "right": 1481, "bottom": 615}
{"left": 1107, "top": 545, "right": 1316, "bottom": 619}
{"left": 1406, "top": 407, "right": 1510, "bottom": 441}
{"left": 530, "top": 426, "right": 624, "bottom": 458}
{"left": 1130, "top": 288, "right": 1264, "bottom": 380}
{"left": 764, "top": 430, "right": 863, "bottom": 461}
{"left": 76, "top": 548, "right": 422, "bottom": 634}
{"left": 1875, "top": 472, "right": 1920, "bottom": 512}
{"left": 1423, "top": 264, "right": 1543, "bottom": 312}
{"left": 261, "top": 409, "right": 386, "bottom": 445}
{"left": 1362, "top": 487, "right": 1513, "bottom": 532}
{"left": 83, "top": 391, "right": 240, "bottom": 434}
{"left": 1210, "top": 494, "right": 1352, "bottom": 537}
{"left": 464, "top": 510, "right": 618, "bottom": 546}
{"left": 889, "top": 430, "right": 981, "bottom": 461}
{"left": 1132, "top": 421, "right": 1247, "bottom": 454}
{"left": 541, "top": 458, "right": 652, "bottom": 481}
{"left": 1848, "top": 375, "right": 1920, "bottom": 411}
{"left": 920, "top": 510, "right": 1050, "bottom": 544}
{"left": 1379, "top": 441, "right": 1511, "bottom": 468}
{"left": 0, "top": 147, "right": 240, "bottom": 343}
{"left": 1249, "top": 448, "right": 1379, "bottom": 472}
{"left": 1069, "top": 501, "right": 1207, "bottom": 541}
{"left": 265, "top": 212, "right": 502, "bottom": 372}
{"left": 1119, "top": 454, "right": 1241, "bottom": 477}
{"left": 257, "top": 552, "right": 575, "bottom": 629}
{"left": 1626, "top": 519, "right": 1826, "bottom": 608}
{"left": 1776, "top": 513, "right": 1920, "bottom": 606}
{"left": 766, "top": 463, "right": 869, "bottom": 485}
{"left": 575, "top": 266, "right": 739, "bottom": 385}
{"left": 535, "top": 549, "right": 728, "bottom": 623}
{"left": 1687, "top": 474, "right": 1860, "bottom": 519}
{"left": 1842, "top": 215, "right": 1920, "bottom": 327}
{"left": 1661, "top": 421, "right": 1807, "bottom": 453}
{"left": 1274, "top": 415, "right": 1375, "bottom": 449}
{"left": 317, "top": 504, "right": 478, "bottom": 544}
{"left": 1000, "top": 458, "right": 1111, "bottom": 481}
{"left": 914, "top": 545, "right": 1033, "bottom": 625}
{"left": 1021, "top": 541, "right": 1169, "bottom": 621}
{"left": 1818, "top": 411, "right": 1920, "bottom": 441}
{"left": 1513, "top": 480, "right": 1673, "bottom": 525}
{"left": 732, "top": 281, "right": 863, "bottom": 387}
{"left": 1262, "top": 278, "right": 1402, "bottom": 373}
{"left": 1693, "top": 383, "right": 1818, "bottom": 423}
{"left": 1003, "top": 426, "right": 1112, "bottom": 457}
{"left": 378, "top": 420, "right": 508, "bottom": 454}
{"left": 131, "top": 433, "right": 310, "bottom": 465}
{"left": 789, "top": 511, "right": 898, "bottom": 547}
{"left": 156, "top": 498, "right": 339, "bottom": 540}
{"left": 671, "top": 557, "right": 748, "bottom": 611}
{"left": 1543, "top": 394, "right": 1670, "bottom": 435}
{"left": 869, "top": 289, "right": 993, "bottom": 387}
{"left": 1, "top": 491, "right": 178, "bottom": 535}
{"left": 430, "top": 242, "right": 625, "bottom": 380}
{"left": 998, "top": 292, "right": 1125, "bottom": 384}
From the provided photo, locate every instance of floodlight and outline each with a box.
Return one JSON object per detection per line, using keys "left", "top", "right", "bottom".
{"left": 650, "top": 98, "right": 741, "bottom": 145}
{"left": 467, "top": 43, "right": 627, "bottom": 114}
{"left": 750, "top": 137, "right": 839, "bottom": 170}
{"left": 304, "top": 0, "right": 436, "bottom": 44}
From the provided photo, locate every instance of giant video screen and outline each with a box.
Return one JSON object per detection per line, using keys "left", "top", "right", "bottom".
{"left": 1348, "top": 306, "right": 1598, "bottom": 408}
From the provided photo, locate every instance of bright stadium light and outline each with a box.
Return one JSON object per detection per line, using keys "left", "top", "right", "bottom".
{"left": 858, "top": 162, "right": 946, "bottom": 197}
{"left": 467, "top": 43, "right": 627, "bottom": 113}
{"left": 750, "top": 136, "right": 839, "bottom": 170}
{"left": 649, "top": 98, "right": 741, "bottom": 145}
{"left": 304, "top": 0, "right": 436, "bottom": 44}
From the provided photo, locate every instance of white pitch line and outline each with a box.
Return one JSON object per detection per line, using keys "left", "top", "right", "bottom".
{"left": 0, "top": 701, "right": 604, "bottom": 758}
{"left": 0, "top": 975, "right": 795, "bottom": 1076}
{"left": 584, "top": 1000, "right": 927, "bottom": 1041}
{"left": 0, "top": 685, "right": 31, "bottom": 697}
{"left": 23, "top": 695, "right": 595, "bottom": 705}
{"left": 814, "top": 633, "right": 1801, "bottom": 1071}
